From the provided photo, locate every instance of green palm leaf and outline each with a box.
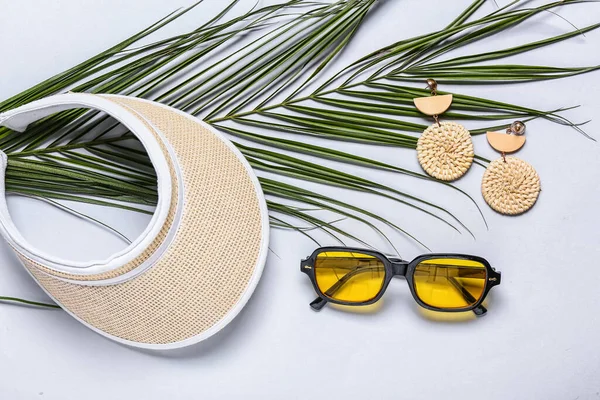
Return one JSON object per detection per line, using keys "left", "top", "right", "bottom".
{"left": 0, "top": 0, "right": 598, "bottom": 254}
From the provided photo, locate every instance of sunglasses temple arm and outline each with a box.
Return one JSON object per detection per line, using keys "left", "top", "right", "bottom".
{"left": 311, "top": 266, "right": 380, "bottom": 311}
{"left": 310, "top": 297, "right": 328, "bottom": 311}
{"left": 447, "top": 276, "right": 487, "bottom": 316}
{"left": 323, "top": 265, "right": 381, "bottom": 298}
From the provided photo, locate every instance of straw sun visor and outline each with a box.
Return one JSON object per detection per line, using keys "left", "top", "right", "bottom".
{"left": 0, "top": 93, "right": 269, "bottom": 349}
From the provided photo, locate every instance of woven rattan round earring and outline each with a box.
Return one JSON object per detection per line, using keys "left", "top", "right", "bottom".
{"left": 482, "top": 121, "right": 541, "bottom": 215}
{"left": 413, "top": 79, "right": 474, "bottom": 181}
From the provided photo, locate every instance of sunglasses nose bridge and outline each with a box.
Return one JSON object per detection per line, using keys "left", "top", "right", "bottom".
{"left": 390, "top": 260, "right": 408, "bottom": 276}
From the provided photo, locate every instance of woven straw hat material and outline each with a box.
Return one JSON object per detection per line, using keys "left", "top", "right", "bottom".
{"left": 0, "top": 96, "right": 173, "bottom": 275}
{"left": 24, "top": 99, "right": 180, "bottom": 283}
{"left": 417, "top": 122, "right": 474, "bottom": 182}
{"left": 0, "top": 94, "right": 269, "bottom": 349}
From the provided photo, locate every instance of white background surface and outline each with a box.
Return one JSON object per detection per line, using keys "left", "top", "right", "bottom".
{"left": 1, "top": 0, "right": 600, "bottom": 399}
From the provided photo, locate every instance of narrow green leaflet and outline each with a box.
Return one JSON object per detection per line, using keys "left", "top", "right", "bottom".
{"left": 0, "top": 0, "right": 597, "bottom": 253}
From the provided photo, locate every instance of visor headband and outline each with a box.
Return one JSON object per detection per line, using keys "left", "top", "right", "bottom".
{"left": 0, "top": 94, "right": 173, "bottom": 277}
{"left": 0, "top": 94, "right": 269, "bottom": 349}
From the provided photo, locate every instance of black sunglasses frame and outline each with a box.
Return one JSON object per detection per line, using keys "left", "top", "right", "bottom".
{"left": 300, "top": 247, "right": 501, "bottom": 316}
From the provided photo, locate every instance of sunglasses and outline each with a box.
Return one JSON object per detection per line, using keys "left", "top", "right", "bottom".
{"left": 300, "top": 247, "right": 501, "bottom": 316}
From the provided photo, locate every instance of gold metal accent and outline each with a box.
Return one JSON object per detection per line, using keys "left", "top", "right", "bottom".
{"left": 488, "top": 277, "right": 497, "bottom": 282}
{"left": 413, "top": 94, "right": 453, "bottom": 116}
{"left": 304, "top": 266, "right": 312, "bottom": 269}
{"left": 487, "top": 131, "right": 526, "bottom": 153}
{"left": 511, "top": 120, "right": 526, "bottom": 136}
{"left": 426, "top": 78, "right": 438, "bottom": 95}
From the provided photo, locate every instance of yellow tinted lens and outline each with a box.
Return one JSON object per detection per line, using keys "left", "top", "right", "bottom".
{"left": 314, "top": 252, "right": 385, "bottom": 303}
{"left": 413, "top": 258, "right": 487, "bottom": 309}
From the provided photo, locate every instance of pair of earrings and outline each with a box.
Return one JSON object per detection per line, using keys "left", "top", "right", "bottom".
{"left": 413, "top": 79, "right": 541, "bottom": 215}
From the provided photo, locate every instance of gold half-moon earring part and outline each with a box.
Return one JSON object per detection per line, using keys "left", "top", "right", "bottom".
{"left": 486, "top": 131, "right": 526, "bottom": 153}
{"left": 413, "top": 94, "right": 453, "bottom": 116}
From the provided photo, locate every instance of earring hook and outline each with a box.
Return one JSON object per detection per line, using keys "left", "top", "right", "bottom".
{"left": 511, "top": 121, "right": 526, "bottom": 136}
{"left": 426, "top": 78, "right": 438, "bottom": 96}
